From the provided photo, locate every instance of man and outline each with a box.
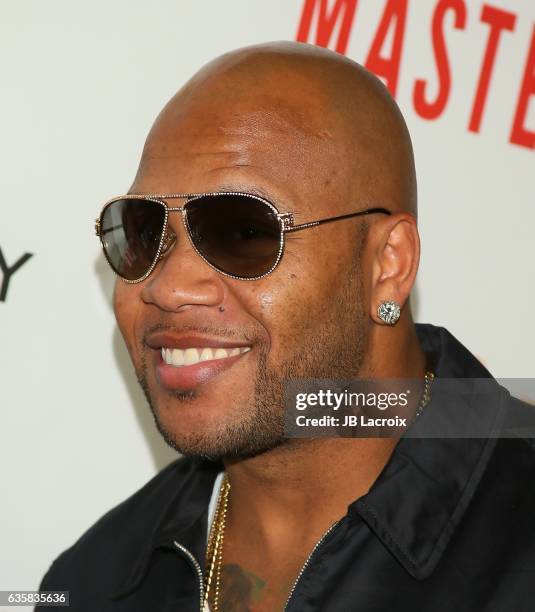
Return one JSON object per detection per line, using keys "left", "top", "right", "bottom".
{"left": 39, "top": 41, "right": 535, "bottom": 611}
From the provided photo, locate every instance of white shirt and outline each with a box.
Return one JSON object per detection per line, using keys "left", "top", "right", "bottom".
{"left": 206, "top": 471, "right": 225, "bottom": 544}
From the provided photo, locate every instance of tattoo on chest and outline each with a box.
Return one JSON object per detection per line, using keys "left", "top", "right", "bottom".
{"left": 219, "top": 564, "right": 266, "bottom": 610}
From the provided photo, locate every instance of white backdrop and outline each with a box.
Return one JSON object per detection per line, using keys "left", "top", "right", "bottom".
{"left": 1, "top": 0, "right": 533, "bottom": 598}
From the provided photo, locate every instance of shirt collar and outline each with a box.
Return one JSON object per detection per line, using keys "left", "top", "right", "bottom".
{"left": 350, "top": 323, "right": 507, "bottom": 579}
{"left": 113, "top": 323, "right": 507, "bottom": 597}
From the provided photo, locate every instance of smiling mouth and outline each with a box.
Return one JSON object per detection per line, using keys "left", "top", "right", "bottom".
{"left": 160, "top": 346, "right": 252, "bottom": 368}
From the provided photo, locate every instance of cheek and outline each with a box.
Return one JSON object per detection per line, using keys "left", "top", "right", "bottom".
{"left": 113, "top": 281, "right": 141, "bottom": 357}
{"left": 244, "top": 252, "right": 352, "bottom": 356}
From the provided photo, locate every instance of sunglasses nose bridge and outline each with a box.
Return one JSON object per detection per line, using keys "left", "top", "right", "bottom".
{"left": 158, "top": 207, "right": 187, "bottom": 260}
{"left": 159, "top": 207, "right": 219, "bottom": 276}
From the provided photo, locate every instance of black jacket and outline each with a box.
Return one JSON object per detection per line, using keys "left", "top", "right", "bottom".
{"left": 38, "top": 324, "right": 535, "bottom": 611}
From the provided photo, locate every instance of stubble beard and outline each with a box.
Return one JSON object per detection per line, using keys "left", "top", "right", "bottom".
{"left": 137, "top": 262, "right": 368, "bottom": 461}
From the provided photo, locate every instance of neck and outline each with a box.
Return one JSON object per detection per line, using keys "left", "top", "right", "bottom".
{"left": 223, "top": 319, "right": 426, "bottom": 550}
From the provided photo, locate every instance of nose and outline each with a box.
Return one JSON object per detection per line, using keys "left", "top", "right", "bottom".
{"left": 140, "top": 215, "right": 225, "bottom": 312}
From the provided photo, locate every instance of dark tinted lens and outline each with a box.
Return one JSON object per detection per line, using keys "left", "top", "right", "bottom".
{"left": 184, "top": 194, "right": 282, "bottom": 278}
{"left": 99, "top": 198, "right": 166, "bottom": 280}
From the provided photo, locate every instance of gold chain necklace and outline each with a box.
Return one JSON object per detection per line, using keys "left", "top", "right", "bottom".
{"left": 414, "top": 371, "right": 435, "bottom": 420}
{"left": 203, "top": 371, "right": 434, "bottom": 610}
{"left": 204, "top": 472, "right": 230, "bottom": 611}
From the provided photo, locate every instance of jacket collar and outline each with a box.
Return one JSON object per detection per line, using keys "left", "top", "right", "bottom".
{"left": 113, "top": 323, "right": 507, "bottom": 597}
{"left": 350, "top": 323, "right": 507, "bottom": 578}
{"left": 112, "top": 456, "right": 222, "bottom": 600}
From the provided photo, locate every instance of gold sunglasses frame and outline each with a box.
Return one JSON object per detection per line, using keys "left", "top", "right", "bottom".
{"left": 95, "top": 191, "right": 391, "bottom": 283}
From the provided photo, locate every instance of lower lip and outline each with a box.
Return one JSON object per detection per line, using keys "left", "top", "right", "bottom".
{"left": 155, "top": 350, "right": 249, "bottom": 391}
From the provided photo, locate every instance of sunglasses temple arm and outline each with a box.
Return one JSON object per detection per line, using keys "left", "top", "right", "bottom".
{"left": 284, "top": 208, "right": 392, "bottom": 233}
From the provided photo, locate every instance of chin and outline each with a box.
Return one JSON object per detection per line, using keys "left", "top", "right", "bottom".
{"left": 138, "top": 362, "right": 286, "bottom": 459}
{"left": 152, "top": 409, "right": 286, "bottom": 461}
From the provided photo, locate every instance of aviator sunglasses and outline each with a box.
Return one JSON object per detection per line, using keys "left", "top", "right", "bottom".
{"left": 95, "top": 192, "right": 392, "bottom": 282}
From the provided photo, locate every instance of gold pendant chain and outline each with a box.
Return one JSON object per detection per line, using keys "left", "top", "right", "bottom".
{"left": 204, "top": 473, "right": 230, "bottom": 611}
{"left": 413, "top": 371, "right": 435, "bottom": 420}
{"left": 203, "top": 372, "right": 434, "bottom": 610}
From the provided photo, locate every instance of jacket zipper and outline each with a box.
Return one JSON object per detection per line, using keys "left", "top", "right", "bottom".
{"left": 283, "top": 519, "right": 341, "bottom": 610}
{"left": 173, "top": 540, "right": 205, "bottom": 612}
{"left": 174, "top": 520, "right": 341, "bottom": 611}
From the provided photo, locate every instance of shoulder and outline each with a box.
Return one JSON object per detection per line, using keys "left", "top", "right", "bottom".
{"left": 501, "top": 394, "right": 535, "bottom": 450}
{"left": 64, "top": 454, "right": 199, "bottom": 552}
{"left": 478, "top": 393, "right": 535, "bottom": 507}
{"left": 38, "top": 455, "right": 215, "bottom": 604}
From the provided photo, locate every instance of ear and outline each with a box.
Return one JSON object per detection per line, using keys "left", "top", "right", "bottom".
{"left": 369, "top": 213, "right": 420, "bottom": 324}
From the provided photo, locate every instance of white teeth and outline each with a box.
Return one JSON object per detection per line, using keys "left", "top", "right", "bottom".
{"left": 161, "top": 346, "right": 252, "bottom": 367}
{"left": 171, "top": 348, "right": 184, "bottom": 366}
{"left": 200, "top": 348, "right": 214, "bottom": 362}
{"left": 183, "top": 348, "right": 199, "bottom": 365}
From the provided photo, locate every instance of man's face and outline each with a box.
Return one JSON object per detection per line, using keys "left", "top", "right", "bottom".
{"left": 113, "top": 95, "right": 370, "bottom": 459}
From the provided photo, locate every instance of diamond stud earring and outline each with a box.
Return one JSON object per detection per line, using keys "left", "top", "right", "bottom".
{"left": 377, "top": 301, "right": 401, "bottom": 325}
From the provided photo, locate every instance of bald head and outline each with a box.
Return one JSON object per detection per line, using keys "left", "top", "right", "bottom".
{"left": 134, "top": 41, "right": 417, "bottom": 219}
